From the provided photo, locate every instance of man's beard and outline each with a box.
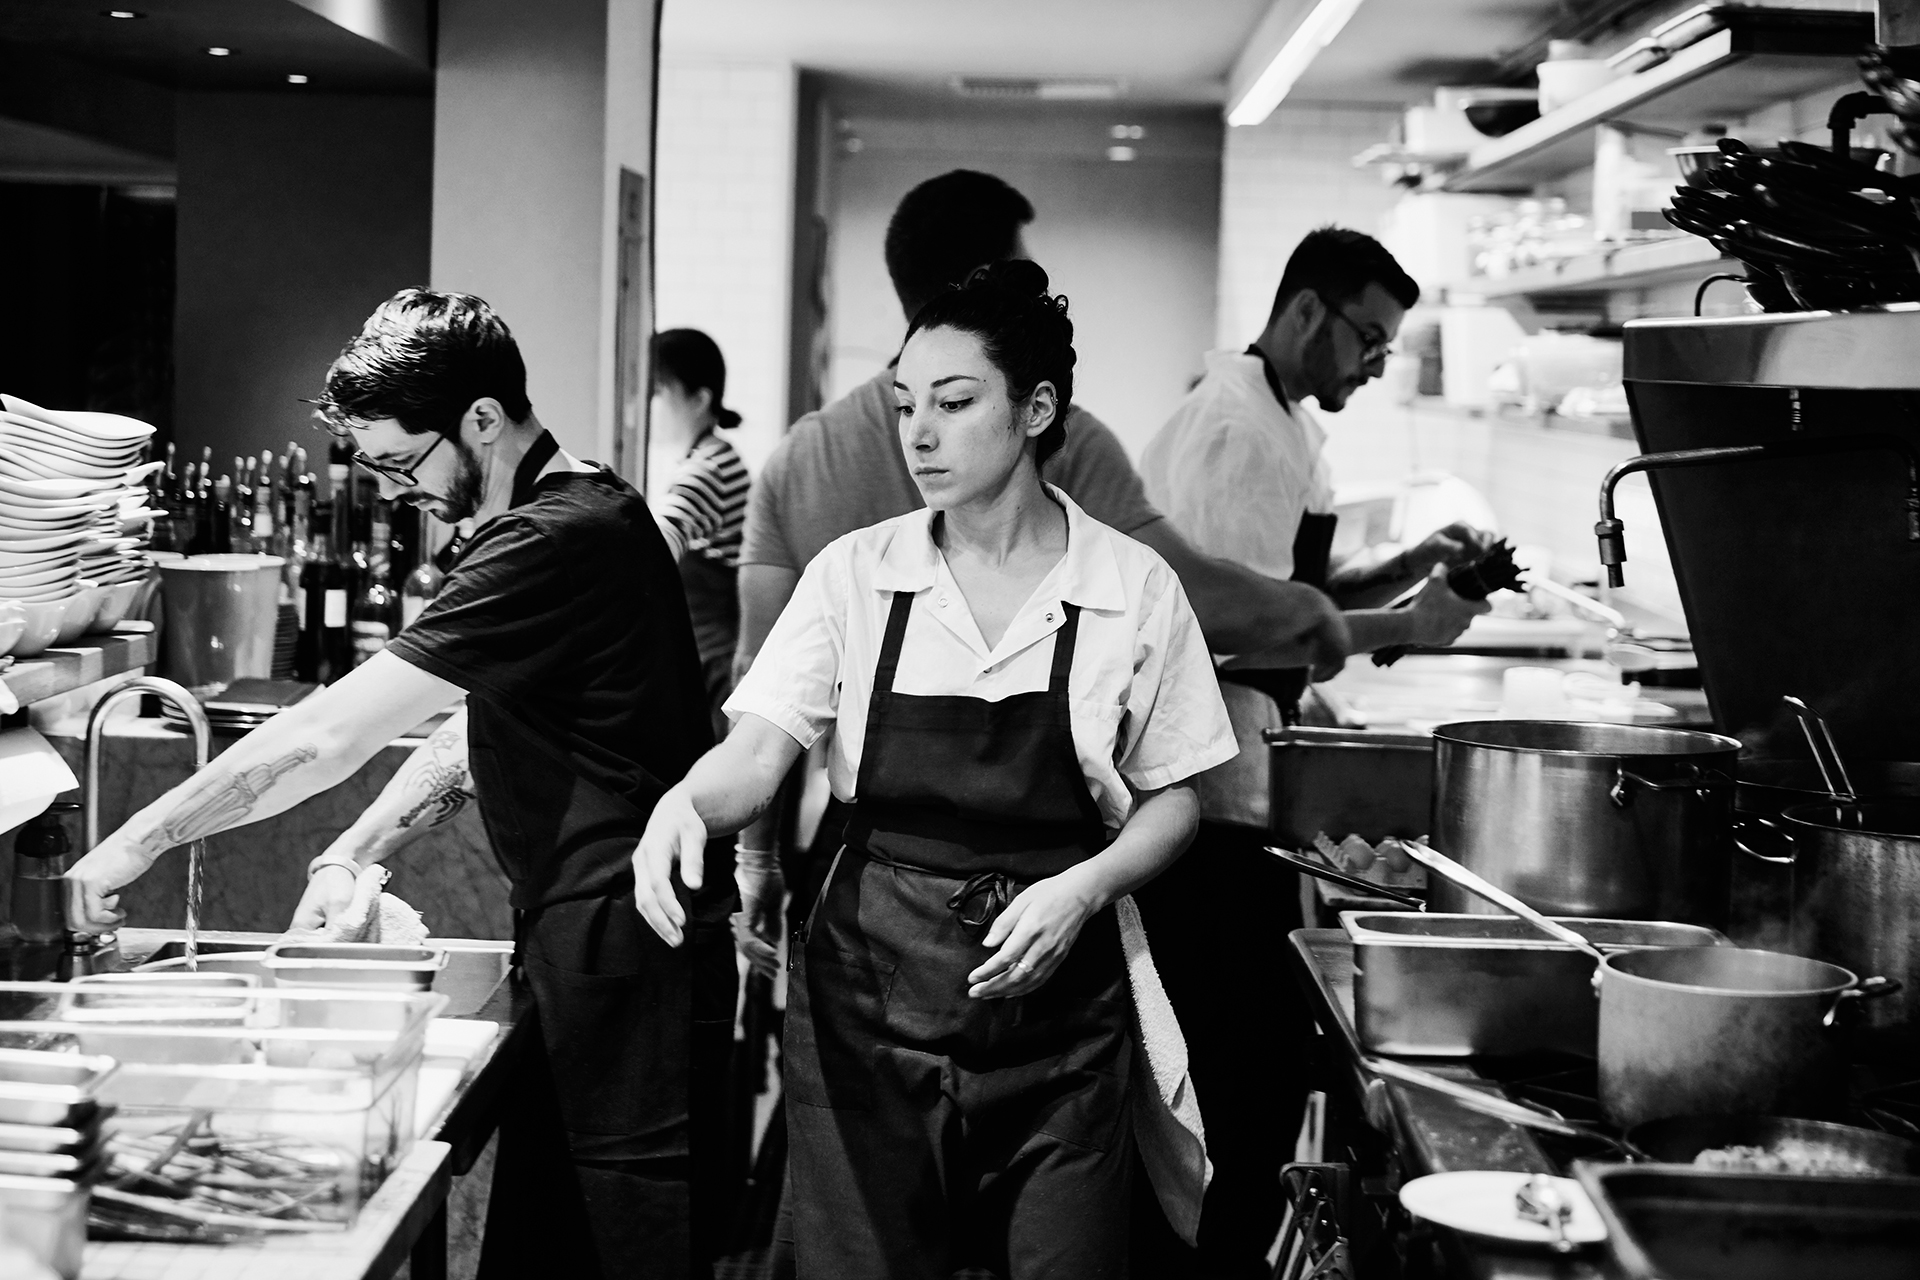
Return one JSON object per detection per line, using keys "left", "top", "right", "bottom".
{"left": 1302, "top": 319, "right": 1356, "bottom": 412}
{"left": 414, "top": 440, "right": 485, "bottom": 524}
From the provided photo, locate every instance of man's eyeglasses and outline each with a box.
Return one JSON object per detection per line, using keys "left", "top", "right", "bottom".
{"left": 1320, "top": 298, "right": 1396, "bottom": 365}
{"left": 351, "top": 431, "right": 448, "bottom": 487}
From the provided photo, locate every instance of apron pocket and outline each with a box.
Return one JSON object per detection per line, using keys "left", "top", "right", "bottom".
{"left": 784, "top": 947, "right": 896, "bottom": 1111}
{"left": 523, "top": 953, "right": 692, "bottom": 1148}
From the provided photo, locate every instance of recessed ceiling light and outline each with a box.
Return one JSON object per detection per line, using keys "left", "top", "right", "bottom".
{"left": 205, "top": 46, "right": 232, "bottom": 57}
{"left": 101, "top": 10, "right": 144, "bottom": 18}
{"left": 1107, "top": 145, "right": 1137, "bottom": 162}
{"left": 287, "top": 74, "right": 308, "bottom": 84}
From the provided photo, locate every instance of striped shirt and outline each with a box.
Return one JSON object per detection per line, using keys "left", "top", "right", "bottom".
{"left": 655, "top": 431, "right": 749, "bottom": 567}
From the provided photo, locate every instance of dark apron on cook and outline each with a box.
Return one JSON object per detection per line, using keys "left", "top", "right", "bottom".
{"left": 784, "top": 589, "right": 1134, "bottom": 1280}
{"left": 466, "top": 430, "right": 737, "bottom": 1280}
{"left": 1215, "top": 345, "right": 1339, "bottom": 719}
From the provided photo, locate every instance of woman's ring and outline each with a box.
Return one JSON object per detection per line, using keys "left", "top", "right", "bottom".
{"left": 1011, "top": 959, "right": 1029, "bottom": 972}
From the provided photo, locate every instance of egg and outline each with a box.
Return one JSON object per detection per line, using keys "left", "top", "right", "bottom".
{"left": 1382, "top": 840, "right": 1414, "bottom": 874}
{"left": 1339, "top": 834, "right": 1374, "bottom": 871}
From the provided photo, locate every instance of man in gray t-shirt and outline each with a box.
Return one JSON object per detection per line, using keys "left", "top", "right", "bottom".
{"left": 736, "top": 170, "right": 1349, "bottom": 682}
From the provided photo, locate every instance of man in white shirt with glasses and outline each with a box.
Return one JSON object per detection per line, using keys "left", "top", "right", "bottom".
{"left": 1134, "top": 226, "right": 1490, "bottom": 1279}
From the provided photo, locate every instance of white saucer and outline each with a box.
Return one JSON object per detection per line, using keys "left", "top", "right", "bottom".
{"left": 1398, "top": 1172, "right": 1607, "bottom": 1247}
{"left": 0, "top": 396, "right": 155, "bottom": 443}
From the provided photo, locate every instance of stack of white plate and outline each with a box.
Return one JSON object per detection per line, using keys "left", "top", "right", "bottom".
{"left": 0, "top": 395, "right": 158, "bottom": 656}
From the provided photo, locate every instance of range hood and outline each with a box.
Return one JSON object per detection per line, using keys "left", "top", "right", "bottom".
{"left": 1619, "top": 308, "right": 1920, "bottom": 762}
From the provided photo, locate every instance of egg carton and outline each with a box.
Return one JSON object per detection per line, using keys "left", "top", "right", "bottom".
{"left": 1311, "top": 832, "right": 1429, "bottom": 890}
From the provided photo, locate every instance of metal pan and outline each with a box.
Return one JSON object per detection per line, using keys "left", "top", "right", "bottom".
{"left": 1625, "top": 1113, "right": 1920, "bottom": 1176}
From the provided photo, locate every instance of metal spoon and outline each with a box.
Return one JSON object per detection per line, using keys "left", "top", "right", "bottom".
{"left": 1515, "top": 1175, "right": 1576, "bottom": 1254}
{"left": 1397, "top": 840, "right": 1608, "bottom": 964}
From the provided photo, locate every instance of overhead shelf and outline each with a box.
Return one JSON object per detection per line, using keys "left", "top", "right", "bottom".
{"left": 1453, "top": 235, "right": 1728, "bottom": 300}
{"left": 3, "top": 625, "right": 156, "bottom": 708}
{"left": 1443, "top": 12, "right": 1873, "bottom": 194}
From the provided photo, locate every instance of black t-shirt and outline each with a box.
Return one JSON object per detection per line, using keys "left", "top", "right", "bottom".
{"left": 388, "top": 445, "right": 731, "bottom": 918}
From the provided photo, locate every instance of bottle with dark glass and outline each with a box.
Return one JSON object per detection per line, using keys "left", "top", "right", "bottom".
{"left": 351, "top": 531, "right": 398, "bottom": 667}
{"left": 296, "top": 499, "right": 352, "bottom": 683}
{"left": 251, "top": 450, "right": 276, "bottom": 553}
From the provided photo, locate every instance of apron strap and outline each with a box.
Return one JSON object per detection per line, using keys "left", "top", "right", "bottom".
{"left": 871, "top": 590, "right": 914, "bottom": 698}
{"left": 1047, "top": 602, "right": 1081, "bottom": 695}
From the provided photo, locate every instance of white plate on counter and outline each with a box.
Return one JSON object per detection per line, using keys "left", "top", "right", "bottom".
{"left": 1399, "top": 1171, "right": 1607, "bottom": 1246}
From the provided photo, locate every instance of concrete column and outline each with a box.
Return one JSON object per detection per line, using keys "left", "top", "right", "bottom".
{"left": 431, "top": 0, "right": 659, "bottom": 473}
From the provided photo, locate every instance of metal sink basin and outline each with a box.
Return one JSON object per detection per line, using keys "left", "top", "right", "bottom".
{"left": 129, "top": 931, "right": 512, "bottom": 1018}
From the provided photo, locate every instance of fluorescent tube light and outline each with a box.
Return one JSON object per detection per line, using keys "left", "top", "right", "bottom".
{"left": 1227, "top": 0, "right": 1367, "bottom": 127}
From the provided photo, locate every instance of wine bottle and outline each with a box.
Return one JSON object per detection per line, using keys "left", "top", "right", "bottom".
{"left": 400, "top": 506, "right": 444, "bottom": 627}
{"left": 296, "top": 500, "right": 352, "bottom": 683}
{"left": 251, "top": 450, "right": 276, "bottom": 552}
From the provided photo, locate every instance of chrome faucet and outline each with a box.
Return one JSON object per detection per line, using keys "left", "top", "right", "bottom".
{"left": 1595, "top": 432, "right": 1920, "bottom": 587}
{"left": 82, "top": 675, "right": 212, "bottom": 969}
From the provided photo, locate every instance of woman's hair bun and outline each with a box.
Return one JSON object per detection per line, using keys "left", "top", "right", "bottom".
{"left": 967, "top": 258, "right": 1051, "bottom": 300}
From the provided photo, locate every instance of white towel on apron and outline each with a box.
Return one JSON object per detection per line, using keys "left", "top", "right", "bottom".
{"left": 1116, "top": 893, "right": 1210, "bottom": 1245}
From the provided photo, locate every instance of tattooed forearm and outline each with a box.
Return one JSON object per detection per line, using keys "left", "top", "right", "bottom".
{"left": 395, "top": 723, "right": 472, "bottom": 831}
{"left": 147, "top": 745, "right": 322, "bottom": 850}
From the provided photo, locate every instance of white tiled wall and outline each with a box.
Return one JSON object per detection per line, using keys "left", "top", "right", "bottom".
{"left": 654, "top": 59, "right": 797, "bottom": 474}
{"left": 1215, "top": 101, "right": 1407, "bottom": 348}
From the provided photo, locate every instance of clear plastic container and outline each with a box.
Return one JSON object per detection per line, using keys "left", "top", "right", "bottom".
{"left": 0, "top": 981, "right": 443, "bottom": 1236}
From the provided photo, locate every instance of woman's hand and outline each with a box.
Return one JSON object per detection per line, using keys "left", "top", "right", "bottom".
{"left": 64, "top": 837, "right": 161, "bottom": 933}
{"left": 633, "top": 785, "right": 707, "bottom": 947}
{"left": 732, "top": 847, "right": 783, "bottom": 977}
{"left": 966, "top": 863, "right": 1103, "bottom": 999}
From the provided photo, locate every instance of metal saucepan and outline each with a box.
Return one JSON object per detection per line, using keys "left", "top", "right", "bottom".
{"left": 1772, "top": 801, "right": 1920, "bottom": 1043}
{"left": 1431, "top": 720, "right": 1740, "bottom": 926}
{"left": 1624, "top": 1112, "right": 1920, "bottom": 1176}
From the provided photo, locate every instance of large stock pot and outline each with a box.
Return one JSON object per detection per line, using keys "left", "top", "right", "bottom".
{"left": 1430, "top": 721, "right": 1741, "bottom": 926}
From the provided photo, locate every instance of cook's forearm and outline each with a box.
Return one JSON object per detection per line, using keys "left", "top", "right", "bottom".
{"left": 1341, "top": 608, "right": 1425, "bottom": 654}
{"left": 1131, "top": 519, "right": 1337, "bottom": 654}
{"left": 1069, "top": 784, "right": 1199, "bottom": 909}
{"left": 681, "top": 713, "right": 804, "bottom": 837}
{"left": 325, "top": 709, "right": 473, "bottom": 868}
{"left": 109, "top": 708, "right": 369, "bottom": 863}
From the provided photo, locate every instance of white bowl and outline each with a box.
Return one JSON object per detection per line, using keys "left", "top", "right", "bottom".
{"left": 51, "top": 586, "right": 101, "bottom": 646}
{"left": 0, "top": 602, "right": 25, "bottom": 657}
{"left": 85, "top": 580, "right": 140, "bottom": 633}
{"left": 0, "top": 395, "right": 155, "bottom": 443}
{"left": 10, "top": 599, "right": 66, "bottom": 657}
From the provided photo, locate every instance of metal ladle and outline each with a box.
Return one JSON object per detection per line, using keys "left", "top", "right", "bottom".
{"left": 1782, "top": 695, "right": 1856, "bottom": 802}
{"left": 1398, "top": 839, "right": 1609, "bottom": 965}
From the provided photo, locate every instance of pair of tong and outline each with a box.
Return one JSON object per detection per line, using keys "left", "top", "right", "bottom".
{"left": 1783, "top": 694, "right": 1856, "bottom": 801}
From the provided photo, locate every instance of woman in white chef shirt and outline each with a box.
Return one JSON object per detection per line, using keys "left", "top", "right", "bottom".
{"left": 633, "top": 261, "right": 1234, "bottom": 1279}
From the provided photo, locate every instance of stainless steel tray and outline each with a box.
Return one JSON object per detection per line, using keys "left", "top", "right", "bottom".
{"left": 262, "top": 943, "right": 447, "bottom": 993}
{"left": 0, "top": 1050, "right": 116, "bottom": 1128}
{"left": 1265, "top": 726, "right": 1433, "bottom": 847}
{"left": 1573, "top": 1161, "right": 1920, "bottom": 1280}
{"left": 1344, "top": 912, "right": 1724, "bottom": 1057}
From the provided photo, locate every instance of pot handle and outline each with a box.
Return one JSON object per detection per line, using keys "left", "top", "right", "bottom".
{"left": 1825, "top": 975, "right": 1904, "bottom": 1027}
{"left": 1265, "top": 846, "right": 1427, "bottom": 910}
{"left": 1733, "top": 814, "right": 1796, "bottom": 866}
{"left": 1611, "top": 764, "right": 1731, "bottom": 808}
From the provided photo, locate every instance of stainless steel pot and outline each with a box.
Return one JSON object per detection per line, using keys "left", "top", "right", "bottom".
{"left": 1776, "top": 801, "right": 1920, "bottom": 1042}
{"left": 1431, "top": 721, "right": 1741, "bottom": 925}
{"left": 1597, "top": 946, "right": 1860, "bottom": 1129}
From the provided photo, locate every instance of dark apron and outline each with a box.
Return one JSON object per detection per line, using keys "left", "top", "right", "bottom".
{"left": 464, "top": 430, "right": 737, "bottom": 1280}
{"left": 1216, "top": 345, "right": 1339, "bottom": 719}
{"left": 784, "top": 590, "right": 1134, "bottom": 1280}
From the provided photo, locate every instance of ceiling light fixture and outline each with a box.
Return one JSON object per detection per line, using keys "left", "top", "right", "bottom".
{"left": 101, "top": 10, "right": 144, "bottom": 18}
{"left": 205, "top": 46, "right": 232, "bottom": 57}
{"left": 287, "top": 73, "right": 308, "bottom": 84}
{"left": 1226, "top": 0, "right": 1367, "bottom": 127}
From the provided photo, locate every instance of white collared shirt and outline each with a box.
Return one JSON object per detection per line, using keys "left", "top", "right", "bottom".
{"left": 725, "top": 486, "right": 1236, "bottom": 830}
{"left": 1140, "top": 349, "right": 1336, "bottom": 581}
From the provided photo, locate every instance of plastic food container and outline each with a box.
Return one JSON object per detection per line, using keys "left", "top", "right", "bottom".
{"left": 0, "top": 1174, "right": 86, "bottom": 1279}
{"left": 64, "top": 973, "right": 257, "bottom": 1065}
{"left": 263, "top": 942, "right": 448, "bottom": 995}
{"left": 0, "top": 981, "right": 444, "bottom": 1235}
{"left": 0, "top": 1051, "right": 114, "bottom": 1128}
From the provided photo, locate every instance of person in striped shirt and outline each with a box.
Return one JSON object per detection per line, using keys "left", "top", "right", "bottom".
{"left": 651, "top": 328, "right": 751, "bottom": 733}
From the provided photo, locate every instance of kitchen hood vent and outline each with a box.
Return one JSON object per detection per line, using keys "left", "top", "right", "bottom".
{"left": 950, "top": 76, "right": 1124, "bottom": 101}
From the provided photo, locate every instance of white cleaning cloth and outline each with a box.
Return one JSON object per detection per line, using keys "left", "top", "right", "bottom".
{"left": 1116, "top": 892, "right": 1211, "bottom": 1247}
{"left": 323, "top": 865, "right": 430, "bottom": 946}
